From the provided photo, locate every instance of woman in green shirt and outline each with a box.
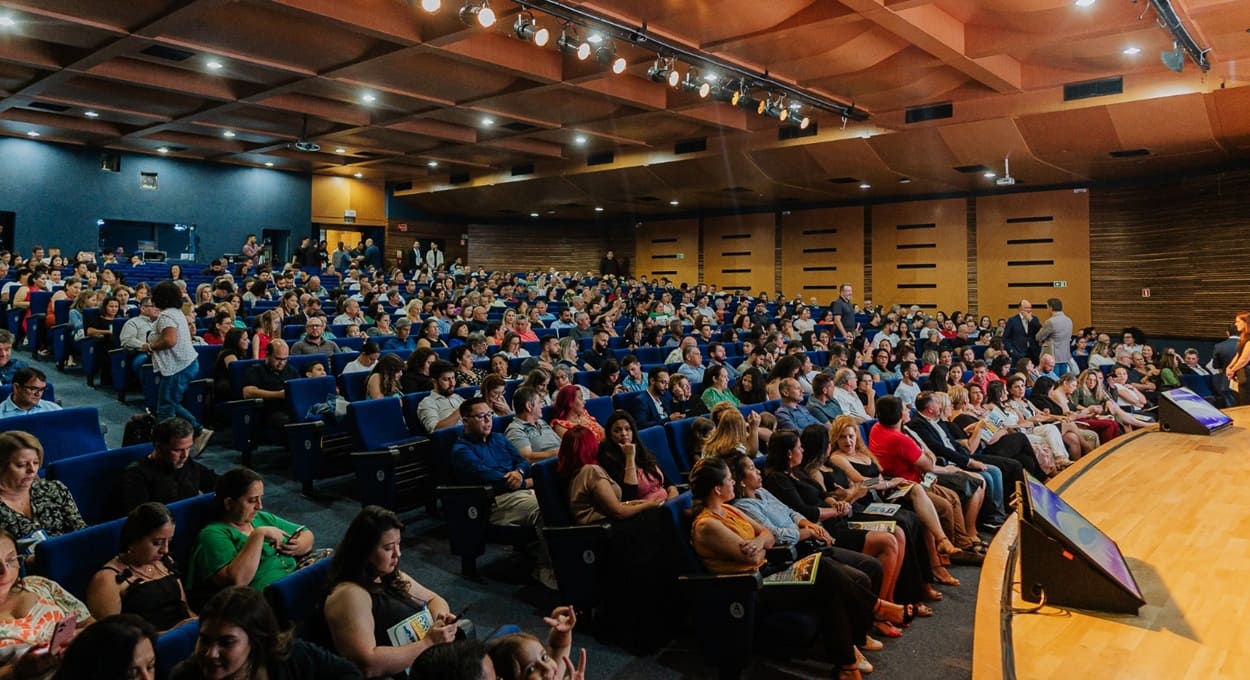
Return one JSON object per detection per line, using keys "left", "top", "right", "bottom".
{"left": 700, "top": 364, "right": 741, "bottom": 412}
{"left": 186, "top": 468, "right": 315, "bottom": 608}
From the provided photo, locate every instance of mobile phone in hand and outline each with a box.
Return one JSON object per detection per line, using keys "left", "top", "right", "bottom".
{"left": 48, "top": 615, "right": 76, "bottom": 656}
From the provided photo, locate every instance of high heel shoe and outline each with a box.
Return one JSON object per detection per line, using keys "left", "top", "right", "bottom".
{"left": 937, "top": 537, "right": 961, "bottom": 556}
{"left": 861, "top": 635, "right": 884, "bottom": 652}
{"left": 855, "top": 647, "right": 875, "bottom": 674}
{"left": 874, "top": 601, "right": 915, "bottom": 627}
{"left": 871, "top": 621, "right": 903, "bottom": 638}
{"left": 932, "top": 569, "right": 961, "bottom": 587}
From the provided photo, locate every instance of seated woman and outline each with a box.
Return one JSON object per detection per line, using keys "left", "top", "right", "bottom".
{"left": 450, "top": 346, "right": 485, "bottom": 388}
{"left": 186, "top": 468, "right": 316, "bottom": 608}
{"left": 518, "top": 369, "right": 553, "bottom": 408}
{"left": 1073, "top": 369, "right": 1154, "bottom": 431}
{"left": 1027, "top": 376, "right": 1100, "bottom": 455}
{"left": 1045, "top": 374, "right": 1122, "bottom": 443}
{"left": 689, "top": 457, "right": 879, "bottom": 680}
{"left": 87, "top": 502, "right": 193, "bottom": 632}
{"left": 561, "top": 426, "right": 665, "bottom": 525}
{"left": 211, "top": 329, "right": 251, "bottom": 406}
{"left": 1006, "top": 375, "right": 1086, "bottom": 462}
{"left": 478, "top": 374, "right": 513, "bottom": 417}
{"left": 486, "top": 607, "right": 584, "bottom": 680}
{"left": 699, "top": 364, "right": 740, "bottom": 412}
{"left": 322, "top": 506, "right": 458, "bottom": 679}
{"left": 949, "top": 386, "right": 1050, "bottom": 481}
{"left": 365, "top": 354, "right": 406, "bottom": 400}
{"left": 53, "top": 613, "right": 157, "bottom": 680}
{"left": 732, "top": 367, "right": 767, "bottom": 405}
{"left": 588, "top": 359, "right": 624, "bottom": 397}
{"left": 171, "top": 586, "right": 360, "bottom": 680}
{"left": 702, "top": 408, "right": 761, "bottom": 458}
{"left": 549, "top": 385, "right": 604, "bottom": 441}
{"left": 0, "top": 431, "right": 86, "bottom": 544}
{"left": 598, "top": 411, "right": 678, "bottom": 503}
{"left": 0, "top": 528, "right": 92, "bottom": 679}
{"left": 1156, "top": 350, "right": 1184, "bottom": 390}
{"left": 984, "top": 382, "right": 1059, "bottom": 477}
{"left": 866, "top": 349, "right": 901, "bottom": 382}
{"left": 400, "top": 347, "right": 436, "bottom": 394}
{"left": 487, "top": 354, "right": 515, "bottom": 382}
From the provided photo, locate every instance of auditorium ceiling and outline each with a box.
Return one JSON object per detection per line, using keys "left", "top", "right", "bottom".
{"left": 0, "top": 0, "right": 1248, "bottom": 218}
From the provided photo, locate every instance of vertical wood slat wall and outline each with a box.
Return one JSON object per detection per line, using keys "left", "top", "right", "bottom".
{"left": 977, "top": 190, "right": 1092, "bottom": 327}
{"left": 702, "top": 213, "right": 775, "bottom": 294}
{"left": 635, "top": 220, "right": 698, "bottom": 283}
{"left": 871, "top": 199, "right": 968, "bottom": 311}
{"left": 384, "top": 221, "right": 468, "bottom": 267}
{"left": 780, "top": 207, "right": 865, "bottom": 303}
{"left": 464, "top": 223, "right": 635, "bottom": 275}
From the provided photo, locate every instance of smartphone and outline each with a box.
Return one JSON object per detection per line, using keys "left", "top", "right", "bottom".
{"left": 48, "top": 615, "right": 76, "bottom": 656}
{"left": 284, "top": 527, "right": 305, "bottom": 545}
{"left": 921, "top": 472, "right": 938, "bottom": 489}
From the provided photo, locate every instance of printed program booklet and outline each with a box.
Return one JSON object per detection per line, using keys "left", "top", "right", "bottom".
{"left": 763, "top": 552, "right": 822, "bottom": 586}
{"left": 386, "top": 607, "right": 435, "bottom": 646}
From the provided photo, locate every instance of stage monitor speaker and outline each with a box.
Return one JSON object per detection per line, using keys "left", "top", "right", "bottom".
{"left": 1018, "top": 476, "right": 1145, "bottom": 615}
{"left": 1159, "top": 387, "right": 1233, "bottom": 435}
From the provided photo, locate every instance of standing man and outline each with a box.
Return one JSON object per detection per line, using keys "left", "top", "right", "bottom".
{"left": 599, "top": 250, "right": 621, "bottom": 277}
{"left": 149, "top": 281, "right": 212, "bottom": 455}
{"left": 830, "top": 283, "right": 857, "bottom": 340}
{"left": 1003, "top": 299, "right": 1041, "bottom": 362}
{"left": 363, "top": 237, "right": 382, "bottom": 271}
{"left": 405, "top": 240, "right": 423, "bottom": 274}
{"left": 1036, "top": 297, "right": 1073, "bottom": 374}
{"left": 425, "top": 242, "right": 445, "bottom": 270}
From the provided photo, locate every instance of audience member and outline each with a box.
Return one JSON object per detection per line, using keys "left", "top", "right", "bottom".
{"left": 114, "top": 417, "right": 217, "bottom": 518}
{"left": 242, "top": 339, "right": 298, "bottom": 443}
{"left": 0, "top": 528, "right": 92, "bottom": 678}
{"left": 504, "top": 387, "right": 562, "bottom": 462}
{"left": 0, "top": 330, "right": 29, "bottom": 385}
{"left": 291, "top": 316, "right": 339, "bottom": 356}
{"left": 150, "top": 281, "right": 212, "bottom": 454}
{"left": 0, "top": 367, "right": 60, "bottom": 417}
{"left": 417, "top": 361, "right": 464, "bottom": 433}
{"left": 52, "top": 613, "right": 156, "bottom": 680}
{"left": 0, "top": 430, "right": 85, "bottom": 542}
{"left": 87, "top": 502, "right": 193, "bottom": 631}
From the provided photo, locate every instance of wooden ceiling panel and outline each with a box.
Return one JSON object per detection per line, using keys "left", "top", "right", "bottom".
{"left": 937, "top": 118, "right": 1031, "bottom": 166}
{"left": 1105, "top": 93, "right": 1221, "bottom": 156}
{"left": 0, "top": 62, "right": 43, "bottom": 93}
{"left": 4, "top": 0, "right": 170, "bottom": 31}
{"left": 49, "top": 75, "right": 208, "bottom": 119}
{"left": 332, "top": 50, "right": 538, "bottom": 104}
{"left": 1209, "top": 86, "right": 1250, "bottom": 148}
{"left": 472, "top": 87, "right": 643, "bottom": 127}
{"left": 599, "top": 0, "right": 852, "bottom": 47}
{"left": 317, "top": 128, "right": 442, "bottom": 155}
{"left": 561, "top": 165, "right": 676, "bottom": 200}
{"left": 868, "top": 128, "right": 963, "bottom": 183}
{"left": 1017, "top": 106, "right": 1121, "bottom": 160}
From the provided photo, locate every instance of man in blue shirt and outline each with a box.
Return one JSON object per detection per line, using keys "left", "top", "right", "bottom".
{"left": 0, "top": 330, "right": 29, "bottom": 385}
{"left": 774, "top": 378, "right": 821, "bottom": 432}
{"left": 0, "top": 367, "right": 61, "bottom": 418}
{"left": 449, "top": 397, "right": 540, "bottom": 528}
{"left": 806, "top": 373, "right": 843, "bottom": 424}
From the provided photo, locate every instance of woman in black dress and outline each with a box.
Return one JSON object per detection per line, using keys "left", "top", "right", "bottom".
{"left": 87, "top": 502, "right": 194, "bottom": 632}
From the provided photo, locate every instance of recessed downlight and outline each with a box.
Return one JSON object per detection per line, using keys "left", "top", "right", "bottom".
{"left": 206, "top": 60, "right": 224, "bottom": 70}
{"left": 157, "top": 147, "right": 169, "bottom": 154}
{"left": 859, "top": 183, "right": 871, "bottom": 189}
{"left": 574, "top": 135, "right": 587, "bottom": 144}
{"left": 481, "top": 117, "right": 495, "bottom": 127}
{"left": 361, "top": 93, "right": 376, "bottom": 103}
{"left": 84, "top": 111, "right": 100, "bottom": 118}
{"left": 25, "top": 131, "right": 39, "bottom": 137}
{"left": 594, "top": 207, "right": 604, "bottom": 212}
{"left": 353, "top": 172, "right": 363, "bottom": 178}
{"left": 0, "top": 17, "right": 15, "bottom": 28}
{"left": 1122, "top": 46, "right": 1141, "bottom": 55}
{"left": 669, "top": 200, "right": 680, "bottom": 206}
{"left": 335, "top": 147, "right": 346, "bottom": 154}
{"left": 427, "top": 161, "right": 439, "bottom": 168}
{"left": 1074, "top": 0, "right": 1095, "bottom": 6}
{"left": 223, "top": 130, "right": 236, "bottom": 138}
{"left": 264, "top": 161, "right": 275, "bottom": 167}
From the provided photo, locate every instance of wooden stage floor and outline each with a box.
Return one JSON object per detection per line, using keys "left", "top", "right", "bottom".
{"left": 973, "top": 407, "right": 1250, "bottom": 679}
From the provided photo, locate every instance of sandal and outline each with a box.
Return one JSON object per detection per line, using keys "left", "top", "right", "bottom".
{"left": 924, "top": 584, "right": 944, "bottom": 601}
{"left": 837, "top": 667, "right": 863, "bottom": 680}
{"left": 854, "top": 647, "right": 874, "bottom": 674}
{"left": 932, "top": 569, "right": 961, "bottom": 587}
{"left": 937, "top": 537, "right": 961, "bottom": 556}
{"left": 872, "top": 621, "right": 903, "bottom": 638}
{"left": 915, "top": 603, "right": 935, "bottom": 617}
{"left": 861, "top": 635, "right": 884, "bottom": 652}
{"left": 874, "top": 601, "right": 914, "bottom": 627}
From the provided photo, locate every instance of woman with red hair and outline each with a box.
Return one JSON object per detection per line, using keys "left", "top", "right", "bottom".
{"left": 550, "top": 384, "right": 605, "bottom": 441}
{"left": 559, "top": 426, "right": 664, "bottom": 525}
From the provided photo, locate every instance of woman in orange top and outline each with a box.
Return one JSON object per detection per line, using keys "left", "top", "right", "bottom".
{"left": 549, "top": 384, "right": 605, "bottom": 441}
{"left": 689, "top": 457, "right": 886, "bottom": 679}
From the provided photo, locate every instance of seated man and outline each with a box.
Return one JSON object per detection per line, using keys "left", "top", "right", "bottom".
{"left": 0, "top": 367, "right": 61, "bottom": 417}
{"left": 384, "top": 318, "right": 417, "bottom": 353}
{"left": 577, "top": 329, "right": 612, "bottom": 371}
{"left": 632, "top": 367, "right": 675, "bottom": 429}
{"left": 242, "top": 340, "right": 297, "bottom": 443}
{"left": 831, "top": 367, "right": 871, "bottom": 422}
{"left": 520, "top": 335, "right": 559, "bottom": 374}
{"left": 806, "top": 373, "right": 843, "bottom": 424}
{"left": 774, "top": 377, "right": 822, "bottom": 432}
{"left": 892, "top": 361, "right": 921, "bottom": 409}
{"left": 504, "top": 386, "right": 562, "bottom": 462}
{"left": 676, "top": 345, "right": 706, "bottom": 385}
{"left": 0, "top": 330, "right": 29, "bottom": 385}
{"left": 113, "top": 416, "right": 218, "bottom": 518}
{"left": 668, "top": 373, "right": 707, "bottom": 419}
{"left": 417, "top": 360, "right": 465, "bottom": 433}
{"left": 290, "top": 315, "right": 339, "bottom": 356}
{"left": 117, "top": 297, "right": 159, "bottom": 378}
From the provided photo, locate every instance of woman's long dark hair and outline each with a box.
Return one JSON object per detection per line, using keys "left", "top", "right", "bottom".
{"left": 53, "top": 614, "right": 157, "bottom": 680}
{"left": 328, "top": 505, "right": 407, "bottom": 595}
{"left": 689, "top": 456, "right": 730, "bottom": 515}
{"left": 985, "top": 380, "right": 1008, "bottom": 407}
{"left": 214, "top": 467, "right": 263, "bottom": 517}
{"left": 600, "top": 410, "right": 661, "bottom": 478}
{"left": 797, "top": 424, "right": 830, "bottom": 478}
{"left": 200, "top": 586, "right": 293, "bottom": 669}
{"left": 764, "top": 429, "right": 800, "bottom": 475}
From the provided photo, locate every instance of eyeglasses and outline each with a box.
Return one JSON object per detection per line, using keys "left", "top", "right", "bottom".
{"left": 17, "top": 384, "right": 45, "bottom": 394}
{"left": 465, "top": 412, "right": 493, "bottom": 421}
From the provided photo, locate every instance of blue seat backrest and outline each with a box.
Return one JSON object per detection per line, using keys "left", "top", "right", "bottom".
{"left": 34, "top": 518, "right": 125, "bottom": 600}
{"left": 337, "top": 336, "right": 365, "bottom": 351}
{"left": 761, "top": 399, "right": 781, "bottom": 413}
{"left": 349, "top": 399, "right": 413, "bottom": 449}
{"left": 168, "top": 493, "right": 219, "bottom": 569}
{"left": 860, "top": 418, "right": 877, "bottom": 443}
{"left": 402, "top": 391, "right": 431, "bottom": 433}
{"left": 635, "top": 347, "right": 664, "bottom": 364}
{"left": 531, "top": 458, "right": 573, "bottom": 527}
{"left": 286, "top": 376, "right": 337, "bottom": 423}
{"left": 638, "top": 426, "right": 683, "bottom": 486}
{"left": 739, "top": 402, "right": 768, "bottom": 418}
{"left": 573, "top": 371, "right": 595, "bottom": 388}
{"left": 430, "top": 425, "right": 465, "bottom": 483}
{"left": 332, "top": 352, "right": 359, "bottom": 375}
{"left": 1180, "top": 374, "right": 1214, "bottom": 397}
{"left": 584, "top": 396, "right": 613, "bottom": 425}
{"left": 0, "top": 406, "right": 105, "bottom": 464}
{"left": 663, "top": 492, "right": 700, "bottom": 572}
{"left": 45, "top": 444, "right": 153, "bottom": 525}
{"left": 612, "top": 391, "right": 642, "bottom": 415}
{"left": 454, "top": 385, "right": 478, "bottom": 400}
{"left": 873, "top": 382, "right": 887, "bottom": 398}
{"left": 195, "top": 345, "right": 220, "bottom": 379}
{"left": 156, "top": 620, "right": 200, "bottom": 680}
{"left": 340, "top": 370, "right": 370, "bottom": 402}
{"left": 264, "top": 557, "right": 331, "bottom": 630}
{"left": 228, "top": 359, "right": 264, "bottom": 400}
{"left": 287, "top": 354, "right": 328, "bottom": 377}
{"left": 665, "top": 417, "right": 697, "bottom": 472}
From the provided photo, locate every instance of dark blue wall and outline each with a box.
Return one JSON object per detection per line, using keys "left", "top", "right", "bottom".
{"left": 0, "top": 138, "right": 311, "bottom": 261}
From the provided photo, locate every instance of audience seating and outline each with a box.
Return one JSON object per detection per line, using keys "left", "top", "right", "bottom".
{"left": 33, "top": 517, "right": 125, "bottom": 600}
{"left": 44, "top": 444, "right": 153, "bottom": 524}
{"left": 155, "top": 620, "right": 199, "bottom": 680}
{"left": 284, "top": 375, "right": 353, "bottom": 496}
{"left": 264, "top": 556, "right": 332, "bottom": 634}
{"left": 347, "top": 397, "right": 435, "bottom": 513}
{"left": 0, "top": 406, "right": 106, "bottom": 465}
{"left": 530, "top": 458, "right": 612, "bottom": 614}
{"left": 665, "top": 417, "right": 698, "bottom": 473}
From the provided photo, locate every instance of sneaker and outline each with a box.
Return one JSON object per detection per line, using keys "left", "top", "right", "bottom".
{"left": 532, "top": 566, "right": 559, "bottom": 591}
{"left": 192, "top": 428, "right": 214, "bottom": 457}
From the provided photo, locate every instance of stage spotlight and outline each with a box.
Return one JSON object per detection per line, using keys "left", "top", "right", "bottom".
{"left": 759, "top": 96, "right": 789, "bottom": 121}
{"left": 513, "top": 12, "right": 549, "bottom": 46}
{"left": 595, "top": 41, "right": 626, "bottom": 74}
{"left": 1161, "top": 42, "right": 1185, "bottom": 72}
{"left": 683, "top": 69, "right": 711, "bottom": 98}
{"left": 648, "top": 58, "right": 680, "bottom": 87}
{"left": 558, "top": 24, "right": 591, "bottom": 60}
{"left": 459, "top": 0, "right": 495, "bottom": 28}
{"left": 419, "top": 0, "right": 441, "bottom": 12}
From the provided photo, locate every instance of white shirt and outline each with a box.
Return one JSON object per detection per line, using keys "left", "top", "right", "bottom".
{"left": 833, "top": 388, "right": 869, "bottom": 421}
{"left": 151, "top": 308, "right": 198, "bottom": 377}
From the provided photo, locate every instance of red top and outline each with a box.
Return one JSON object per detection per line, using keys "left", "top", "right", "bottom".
{"left": 867, "top": 423, "right": 924, "bottom": 483}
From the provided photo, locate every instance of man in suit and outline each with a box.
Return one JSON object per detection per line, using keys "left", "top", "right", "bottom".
{"left": 632, "top": 366, "right": 674, "bottom": 428}
{"left": 1003, "top": 299, "right": 1041, "bottom": 362}
{"left": 404, "top": 241, "right": 423, "bottom": 274}
{"left": 1210, "top": 323, "right": 1240, "bottom": 406}
{"left": 1036, "top": 297, "right": 1074, "bottom": 373}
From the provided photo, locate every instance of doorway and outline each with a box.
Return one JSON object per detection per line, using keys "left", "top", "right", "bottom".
{"left": 262, "top": 228, "right": 291, "bottom": 265}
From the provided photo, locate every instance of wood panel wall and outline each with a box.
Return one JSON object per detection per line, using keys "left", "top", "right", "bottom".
{"left": 311, "top": 176, "right": 386, "bottom": 226}
{"left": 385, "top": 220, "right": 467, "bottom": 267}
{"left": 635, "top": 219, "right": 698, "bottom": 283}
{"left": 870, "top": 199, "right": 968, "bottom": 311}
{"left": 1090, "top": 168, "right": 1250, "bottom": 338}
{"left": 702, "top": 213, "right": 776, "bottom": 294}
{"left": 465, "top": 223, "right": 635, "bottom": 275}
{"left": 977, "top": 190, "right": 1092, "bottom": 327}
{"left": 780, "top": 207, "right": 865, "bottom": 306}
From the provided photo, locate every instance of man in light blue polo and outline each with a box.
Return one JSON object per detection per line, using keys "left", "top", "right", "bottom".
{"left": 0, "top": 367, "right": 61, "bottom": 418}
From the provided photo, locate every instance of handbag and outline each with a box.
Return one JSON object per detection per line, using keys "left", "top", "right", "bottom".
{"left": 933, "top": 470, "right": 982, "bottom": 499}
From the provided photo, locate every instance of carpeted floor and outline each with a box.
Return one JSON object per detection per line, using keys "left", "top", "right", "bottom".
{"left": 56, "top": 364, "right": 980, "bottom": 679}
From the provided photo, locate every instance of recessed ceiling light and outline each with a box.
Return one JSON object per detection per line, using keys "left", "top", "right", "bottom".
{"left": 361, "top": 93, "right": 376, "bottom": 103}
{"left": 669, "top": 200, "right": 680, "bottom": 206}
{"left": 206, "top": 60, "right": 223, "bottom": 70}
{"left": 420, "top": 0, "right": 441, "bottom": 12}
{"left": 223, "top": 130, "right": 236, "bottom": 138}
{"left": 427, "top": 161, "right": 438, "bottom": 168}
{"left": 594, "top": 207, "right": 604, "bottom": 212}
{"left": 984, "top": 171, "right": 997, "bottom": 179}
{"left": 859, "top": 183, "right": 871, "bottom": 189}
{"left": 26, "top": 131, "right": 39, "bottom": 137}
{"left": 335, "top": 147, "right": 346, "bottom": 154}
{"left": 898, "top": 178, "right": 912, "bottom": 184}
{"left": 574, "top": 135, "right": 587, "bottom": 144}
{"left": 1122, "top": 46, "right": 1141, "bottom": 55}
{"left": 264, "top": 161, "right": 274, "bottom": 167}
{"left": 157, "top": 147, "right": 169, "bottom": 154}
{"left": 83, "top": 111, "right": 100, "bottom": 118}
{"left": 1074, "top": 0, "right": 1095, "bottom": 6}
{"left": 0, "top": 17, "right": 15, "bottom": 28}
{"left": 530, "top": 212, "right": 540, "bottom": 218}
{"left": 353, "top": 172, "right": 363, "bottom": 178}
{"left": 481, "top": 117, "right": 495, "bottom": 127}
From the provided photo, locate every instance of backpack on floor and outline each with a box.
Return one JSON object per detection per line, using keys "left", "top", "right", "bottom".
{"left": 123, "top": 412, "right": 157, "bottom": 446}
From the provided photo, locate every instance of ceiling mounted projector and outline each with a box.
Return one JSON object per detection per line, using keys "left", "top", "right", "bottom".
{"left": 289, "top": 114, "right": 320, "bottom": 153}
{"left": 996, "top": 156, "right": 1016, "bottom": 186}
